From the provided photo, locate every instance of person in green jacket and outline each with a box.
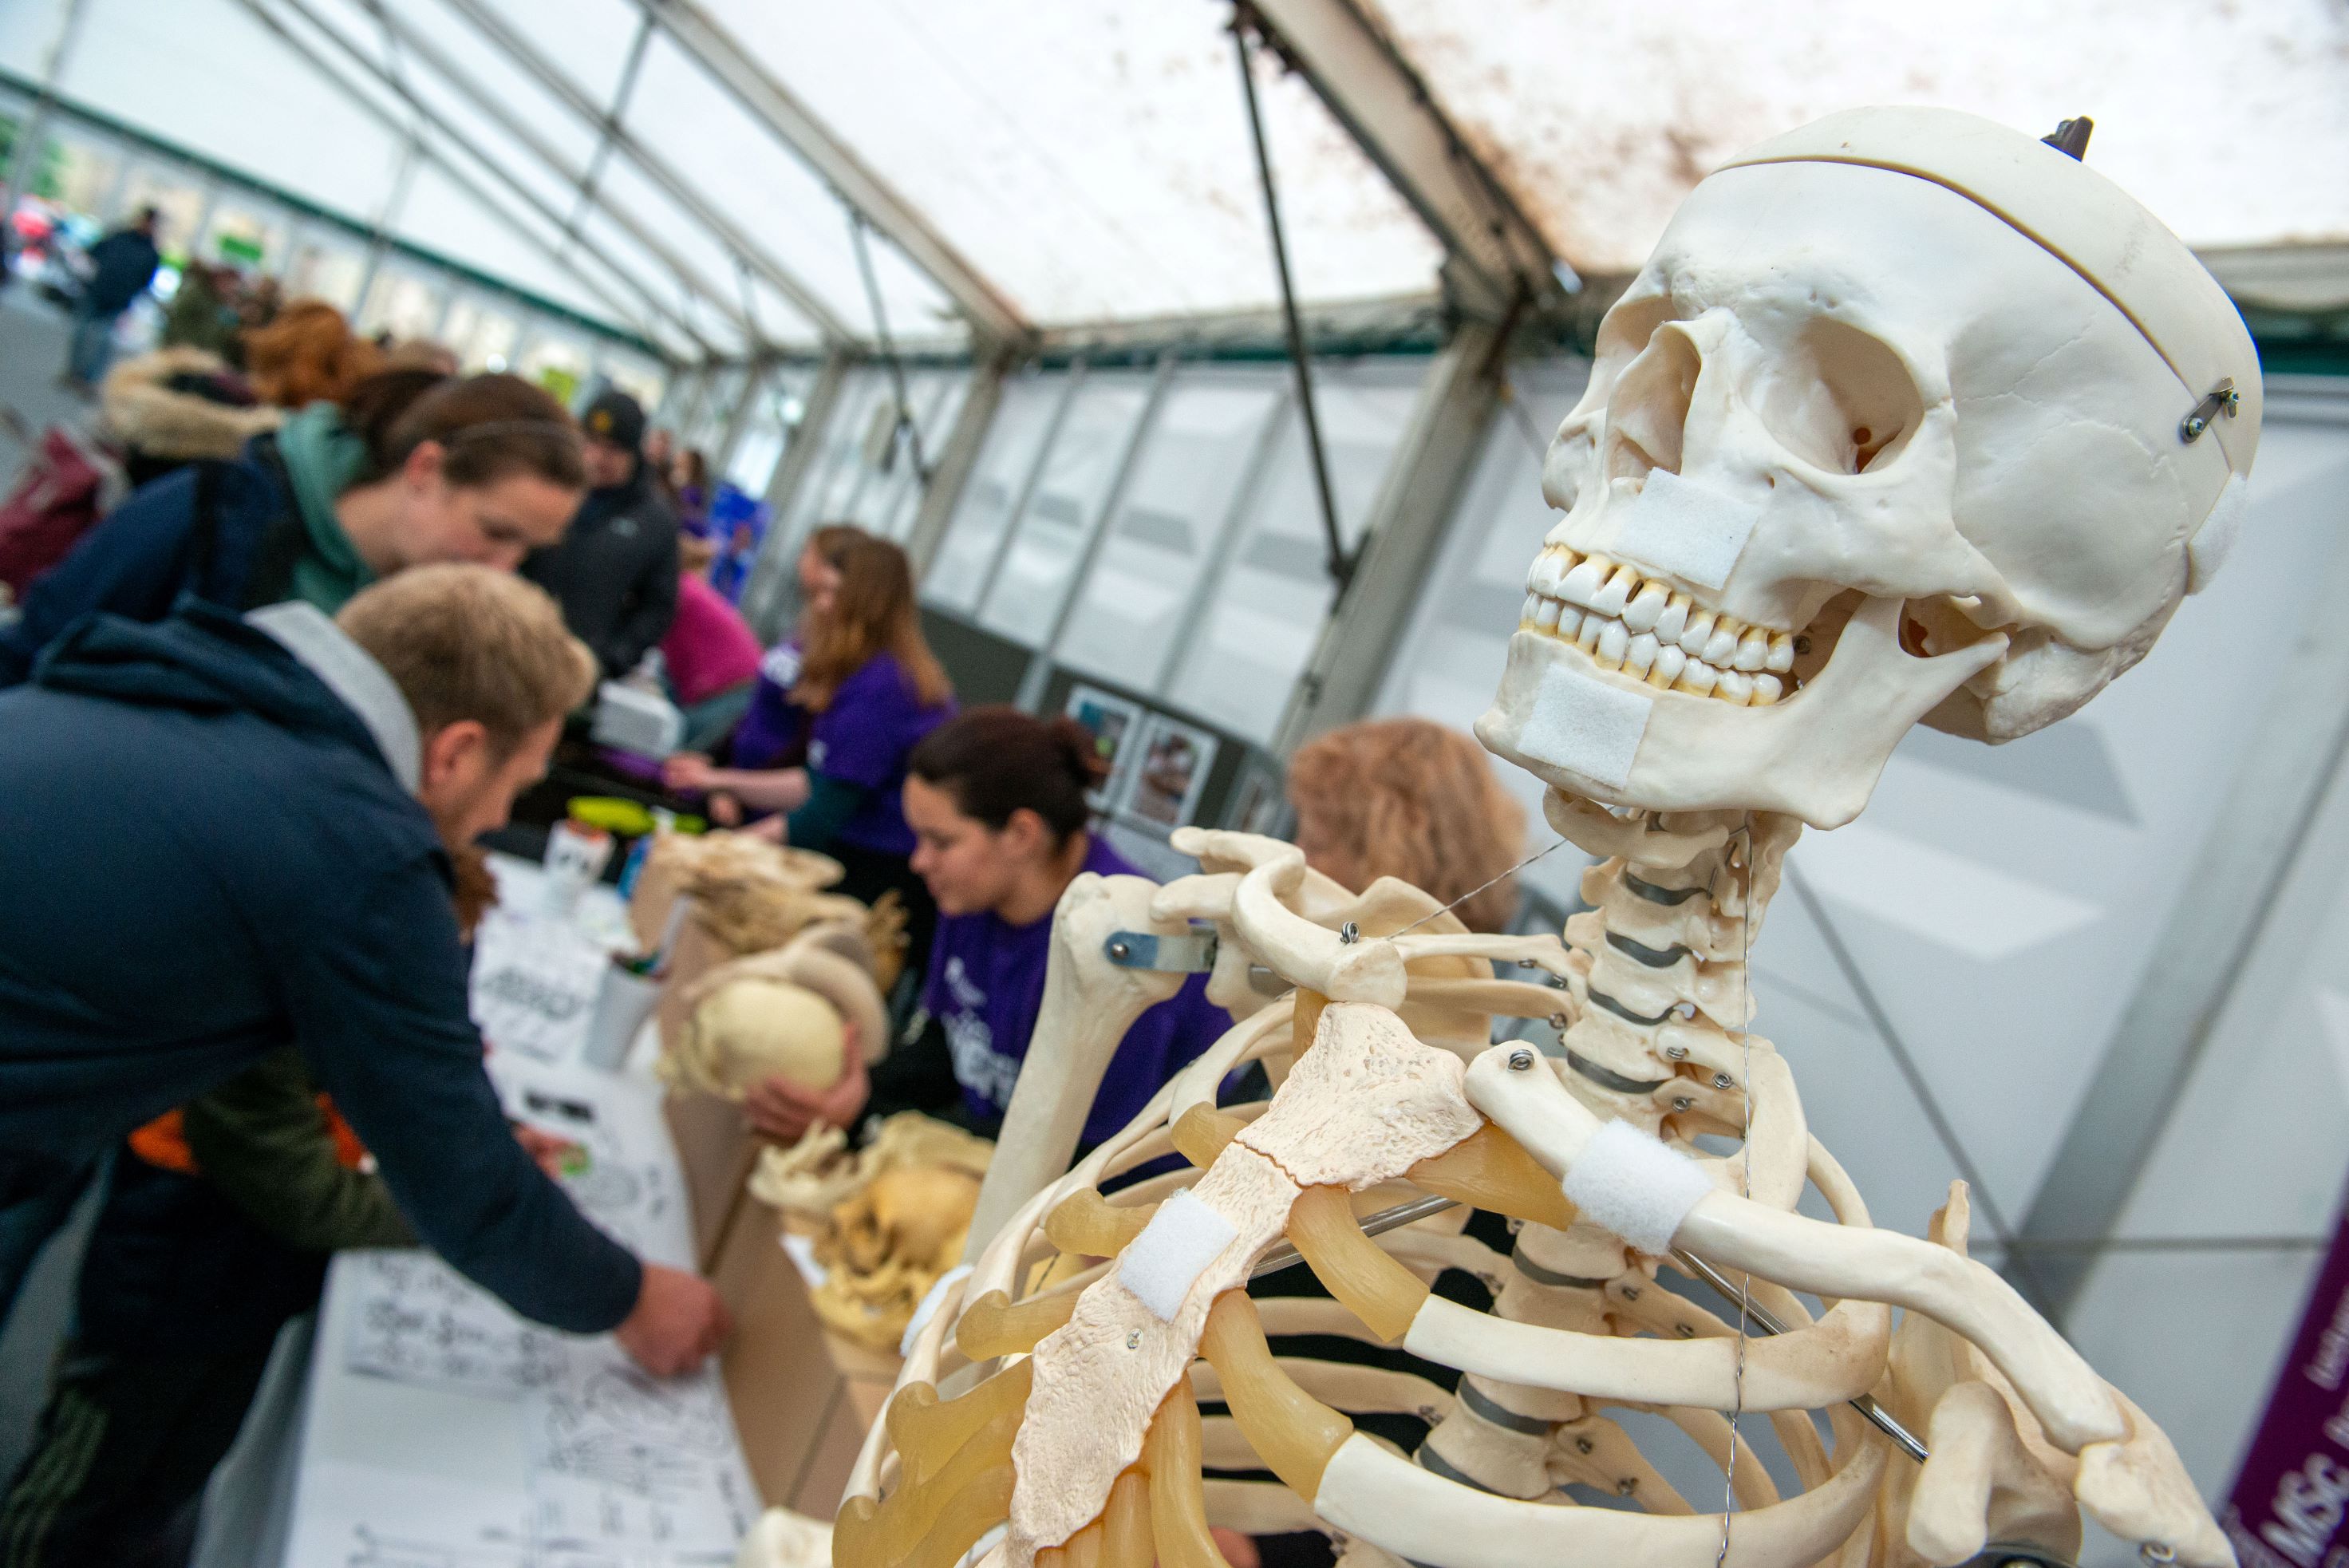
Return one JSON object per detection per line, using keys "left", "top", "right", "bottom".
{"left": 1, "top": 366, "right": 588, "bottom": 685}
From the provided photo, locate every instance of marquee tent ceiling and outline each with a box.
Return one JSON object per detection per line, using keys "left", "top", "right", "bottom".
{"left": 4, "top": 0, "right": 2343, "bottom": 366}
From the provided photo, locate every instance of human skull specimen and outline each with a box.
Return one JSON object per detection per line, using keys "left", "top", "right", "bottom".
{"left": 659, "top": 929, "right": 885, "bottom": 1101}
{"left": 689, "top": 978, "right": 847, "bottom": 1093}
{"left": 834, "top": 107, "right": 2259, "bottom": 1568}
{"left": 1478, "top": 109, "right": 2259, "bottom": 827}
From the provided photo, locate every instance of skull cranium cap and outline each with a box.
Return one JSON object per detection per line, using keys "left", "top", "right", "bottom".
{"left": 1723, "top": 106, "right": 2260, "bottom": 485}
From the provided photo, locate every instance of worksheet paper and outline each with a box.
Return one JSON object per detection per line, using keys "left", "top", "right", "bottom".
{"left": 283, "top": 1060, "right": 757, "bottom": 1567}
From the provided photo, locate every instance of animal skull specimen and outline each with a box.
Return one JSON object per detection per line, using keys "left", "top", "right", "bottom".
{"left": 829, "top": 107, "right": 2258, "bottom": 1568}
{"left": 753, "top": 1112, "right": 996, "bottom": 1351}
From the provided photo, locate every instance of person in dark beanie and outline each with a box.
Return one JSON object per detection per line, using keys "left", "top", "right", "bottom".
{"left": 521, "top": 389, "right": 680, "bottom": 678}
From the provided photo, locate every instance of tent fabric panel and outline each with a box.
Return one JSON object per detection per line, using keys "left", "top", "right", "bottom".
{"left": 622, "top": 31, "right": 959, "bottom": 345}
{"left": 389, "top": 160, "right": 642, "bottom": 333}
{"left": 1368, "top": 0, "right": 2349, "bottom": 275}
{"left": 464, "top": 0, "right": 645, "bottom": 111}
{"left": 693, "top": 0, "right": 1443, "bottom": 327}
{"left": 18, "top": 0, "right": 412, "bottom": 233}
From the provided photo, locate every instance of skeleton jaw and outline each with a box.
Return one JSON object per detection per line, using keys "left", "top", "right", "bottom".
{"left": 1477, "top": 591, "right": 2006, "bottom": 829}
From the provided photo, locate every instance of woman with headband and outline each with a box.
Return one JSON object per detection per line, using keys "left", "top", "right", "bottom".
{"left": 0, "top": 369, "right": 586, "bottom": 683}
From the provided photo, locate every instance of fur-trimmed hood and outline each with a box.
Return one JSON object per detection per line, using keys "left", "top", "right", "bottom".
{"left": 101, "top": 348, "right": 282, "bottom": 460}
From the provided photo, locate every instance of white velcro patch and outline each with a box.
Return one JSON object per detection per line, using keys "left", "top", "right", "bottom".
{"left": 1611, "top": 469, "right": 1762, "bottom": 591}
{"left": 1118, "top": 1189, "right": 1240, "bottom": 1322}
{"left": 1521, "top": 659, "right": 1653, "bottom": 790}
{"left": 2186, "top": 472, "right": 2250, "bottom": 595}
{"left": 1561, "top": 1120, "right": 1713, "bottom": 1255}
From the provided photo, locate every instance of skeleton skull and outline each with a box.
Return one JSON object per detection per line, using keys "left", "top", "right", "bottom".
{"left": 1478, "top": 107, "right": 2261, "bottom": 827}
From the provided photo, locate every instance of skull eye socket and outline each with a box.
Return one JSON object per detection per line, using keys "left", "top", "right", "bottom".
{"left": 1749, "top": 318, "right": 1925, "bottom": 476}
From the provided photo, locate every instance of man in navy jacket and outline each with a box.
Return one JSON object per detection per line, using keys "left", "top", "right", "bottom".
{"left": 62, "top": 206, "right": 162, "bottom": 390}
{"left": 0, "top": 566, "right": 728, "bottom": 1372}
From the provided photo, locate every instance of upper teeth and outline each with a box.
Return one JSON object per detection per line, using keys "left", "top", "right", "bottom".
{"left": 1518, "top": 547, "right": 1795, "bottom": 705}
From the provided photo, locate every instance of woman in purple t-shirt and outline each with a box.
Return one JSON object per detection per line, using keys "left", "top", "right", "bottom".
{"left": 664, "top": 532, "right": 955, "bottom": 974}
{"left": 744, "top": 706, "right": 1229, "bottom": 1147}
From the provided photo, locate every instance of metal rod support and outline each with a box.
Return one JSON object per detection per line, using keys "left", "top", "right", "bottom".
{"left": 1230, "top": 10, "right": 1351, "bottom": 591}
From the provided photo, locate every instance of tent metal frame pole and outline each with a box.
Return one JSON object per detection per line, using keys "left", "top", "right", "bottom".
{"left": 0, "top": 0, "right": 89, "bottom": 243}
{"left": 562, "top": 10, "right": 654, "bottom": 246}
{"left": 351, "top": 134, "right": 422, "bottom": 330}
{"left": 631, "top": 0, "right": 1030, "bottom": 350}
{"left": 236, "top": 0, "right": 699, "bottom": 357}
{"left": 904, "top": 350, "right": 1011, "bottom": 577}
{"left": 1231, "top": 13, "right": 1348, "bottom": 590}
{"left": 344, "top": 0, "right": 755, "bottom": 350}
{"left": 1243, "top": 0, "right": 1561, "bottom": 324}
{"left": 434, "top": 0, "right": 855, "bottom": 347}
{"left": 1269, "top": 318, "right": 1502, "bottom": 756}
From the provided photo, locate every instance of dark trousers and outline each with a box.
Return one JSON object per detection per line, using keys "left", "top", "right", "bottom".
{"left": 0, "top": 1336, "right": 276, "bottom": 1568}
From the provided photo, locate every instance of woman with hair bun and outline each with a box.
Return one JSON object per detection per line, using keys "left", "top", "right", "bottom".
{"left": 740, "top": 704, "right": 1230, "bottom": 1147}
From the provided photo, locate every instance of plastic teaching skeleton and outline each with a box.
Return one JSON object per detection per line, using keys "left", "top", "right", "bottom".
{"left": 830, "top": 108, "right": 2260, "bottom": 1568}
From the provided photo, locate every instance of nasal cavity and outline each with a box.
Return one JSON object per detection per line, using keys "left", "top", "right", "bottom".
{"left": 1605, "top": 328, "right": 1701, "bottom": 489}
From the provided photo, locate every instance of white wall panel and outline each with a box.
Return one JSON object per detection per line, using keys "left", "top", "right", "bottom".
{"left": 1055, "top": 369, "right": 1283, "bottom": 693}
{"left": 977, "top": 369, "right": 1156, "bottom": 646}
{"left": 1167, "top": 362, "right": 1420, "bottom": 744}
{"left": 924, "top": 370, "right": 1075, "bottom": 615}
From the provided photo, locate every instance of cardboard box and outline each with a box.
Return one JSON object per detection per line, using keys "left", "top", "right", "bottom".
{"left": 663, "top": 1087, "right": 760, "bottom": 1274}
{"left": 713, "top": 1195, "right": 903, "bottom": 1518}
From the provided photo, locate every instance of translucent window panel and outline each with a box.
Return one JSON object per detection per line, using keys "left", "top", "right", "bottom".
{"left": 622, "top": 34, "right": 956, "bottom": 345}
{"left": 924, "top": 371, "right": 1073, "bottom": 615}
{"left": 366, "top": 0, "right": 600, "bottom": 168}
{"left": 33, "top": 0, "right": 409, "bottom": 241}
{"left": 440, "top": 296, "right": 523, "bottom": 370}
{"left": 802, "top": 371, "right": 905, "bottom": 529}
{"left": 684, "top": 367, "right": 748, "bottom": 455}
{"left": 1371, "top": 0, "right": 2349, "bottom": 275}
{"left": 775, "top": 370, "right": 898, "bottom": 551}
{"left": 517, "top": 332, "right": 592, "bottom": 406}
{"left": 1054, "top": 372, "right": 1284, "bottom": 693}
{"left": 1167, "top": 364, "right": 1424, "bottom": 744}
{"left": 388, "top": 162, "right": 632, "bottom": 334}
{"left": 200, "top": 202, "right": 287, "bottom": 271}
{"left": 977, "top": 370, "right": 1157, "bottom": 648}
{"left": 583, "top": 160, "right": 781, "bottom": 354}
{"left": 1372, "top": 358, "right": 1593, "bottom": 903}
{"left": 694, "top": 0, "right": 1443, "bottom": 326}
{"left": 284, "top": 235, "right": 368, "bottom": 311}
{"left": 360, "top": 269, "right": 447, "bottom": 342}
{"left": 44, "top": 134, "right": 126, "bottom": 218}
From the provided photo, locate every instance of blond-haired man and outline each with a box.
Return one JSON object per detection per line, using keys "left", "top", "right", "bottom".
{"left": 0, "top": 566, "right": 727, "bottom": 1378}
